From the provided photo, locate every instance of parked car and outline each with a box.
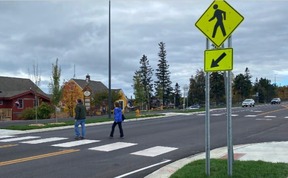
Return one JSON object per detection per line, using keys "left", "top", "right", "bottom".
{"left": 242, "top": 99, "right": 255, "bottom": 107}
{"left": 271, "top": 98, "right": 281, "bottom": 104}
{"left": 187, "top": 104, "right": 201, "bottom": 110}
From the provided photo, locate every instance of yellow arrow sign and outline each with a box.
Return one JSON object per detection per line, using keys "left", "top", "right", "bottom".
{"left": 204, "top": 48, "right": 233, "bottom": 72}
{"left": 195, "top": 0, "right": 244, "bottom": 47}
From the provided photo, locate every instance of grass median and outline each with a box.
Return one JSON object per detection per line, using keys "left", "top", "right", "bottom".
{"left": 171, "top": 159, "right": 288, "bottom": 178}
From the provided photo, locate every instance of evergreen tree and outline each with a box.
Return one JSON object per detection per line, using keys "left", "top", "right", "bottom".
{"left": 132, "top": 71, "right": 145, "bottom": 109}
{"left": 154, "top": 42, "right": 172, "bottom": 106}
{"left": 210, "top": 72, "right": 225, "bottom": 105}
{"left": 189, "top": 69, "right": 205, "bottom": 105}
{"left": 173, "top": 83, "right": 181, "bottom": 108}
{"left": 233, "top": 68, "right": 253, "bottom": 102}
{"left": 139, "top": 55, "right": 154, "bottom": 109}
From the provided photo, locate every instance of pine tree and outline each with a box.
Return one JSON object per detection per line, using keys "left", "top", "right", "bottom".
{"left": 139, "top": 55, "right": 154, "bottom": 109}
{"left": 174, "top": 83, "right": 181, "bottom": 108}
{"left": 155, "top": 42, "right": 172, "bottom": 106}
{"left": 132, "top": 71, "right": 145, "bottom": 109}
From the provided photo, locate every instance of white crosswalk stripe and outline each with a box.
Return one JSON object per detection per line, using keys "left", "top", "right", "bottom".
{"left": 131, "top": 146, "right": 178, "bottom": 157}
{"left": 21, "top": 137, "right": 68, "bottom": 144}
{"left": 89, "top": 142, "right": 137, "bottom": 152}
{"left": 264, "top": 116, "right": 276, "bottom": 118}
{"left": 0, "top": 136, "right": 40, "bottom": 142}
{"left": 0, "top": 135, "right": 14, "bottom": 139}
{"left": 245, "top": 115, "right": 257, "bottom": 117}
{"left": 0, "top": 135, "right": 180, "bottom": 158}
{"left": 51, "top": 139, "right": 100, "bottom": 148}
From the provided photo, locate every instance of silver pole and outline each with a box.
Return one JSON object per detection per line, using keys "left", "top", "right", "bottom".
{"left": 227, "top": 36, "right": 233, "bottom": 176}
{"left": 108, "top": 0, "right": 112, "bottom": 118}
{"left": 205, "top": 38, "right": 210, "bottom": 176}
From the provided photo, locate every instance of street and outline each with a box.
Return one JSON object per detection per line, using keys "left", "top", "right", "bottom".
{"left": 1, "top": 103, "right": 288, "bottom": 178}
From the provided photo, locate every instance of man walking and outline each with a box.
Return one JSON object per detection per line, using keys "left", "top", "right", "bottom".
{"left": 74, "top": 99, "right": 86, "bottom": 140}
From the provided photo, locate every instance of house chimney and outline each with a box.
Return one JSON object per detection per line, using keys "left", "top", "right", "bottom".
{"left": 86, "top": 74, "right": 90, "bottom": 83}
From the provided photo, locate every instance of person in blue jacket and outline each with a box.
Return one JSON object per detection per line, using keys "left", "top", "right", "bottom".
{"left": 110, "top": 102, "right": 124, "bottom": 138}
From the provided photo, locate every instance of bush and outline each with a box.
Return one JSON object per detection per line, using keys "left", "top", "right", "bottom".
{"left": 20, "top": 103, "right": 54, "bottom": 120}
{"left": 20, "top": 107, "right": 35, "bottom": 120}
{"left": 38, "top": 103, "right": 53, "bottom": 119}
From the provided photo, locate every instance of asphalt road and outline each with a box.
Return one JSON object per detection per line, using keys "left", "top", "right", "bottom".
{"left": 0, "top": 103, "right": 288, "bottom": 178}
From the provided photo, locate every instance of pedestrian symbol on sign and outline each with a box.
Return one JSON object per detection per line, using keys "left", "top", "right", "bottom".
{"left": 195, "top": 1, "right": 244, "bottom": 47}
{"left": 209, "top": 4, "right": 226, "bottom": 38}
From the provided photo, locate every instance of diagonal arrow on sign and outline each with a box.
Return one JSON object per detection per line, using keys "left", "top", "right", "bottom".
{"left": 211, "top": 52, "right": 226, "bottom": 68}
{"left": 204, "top": 48, "right": 233, "bottom": 72}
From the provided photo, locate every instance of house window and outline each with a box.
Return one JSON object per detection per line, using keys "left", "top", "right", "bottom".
{"left": 0, "top": 100, "right": 3, "bottom": 105}
{"left": 16, "top": 99, "right": 23, "bottom": 109}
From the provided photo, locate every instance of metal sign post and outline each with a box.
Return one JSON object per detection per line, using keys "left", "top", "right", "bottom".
{"left": 196, "top": 1, "right": 243, "bottom": 176}
{"left": 227, "top": 36, "right": 233, "bottom": 176}
{"left": 205, "top": 38, "right": 211, "bottom": 176}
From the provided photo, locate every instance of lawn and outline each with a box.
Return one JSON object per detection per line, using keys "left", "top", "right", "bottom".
{"left": 171, "top": 159, "right": 288, "bottom": 178}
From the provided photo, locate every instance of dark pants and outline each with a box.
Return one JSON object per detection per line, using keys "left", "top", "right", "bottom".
{"left": 110, "top": 121, "right": 124, "bottom": 137}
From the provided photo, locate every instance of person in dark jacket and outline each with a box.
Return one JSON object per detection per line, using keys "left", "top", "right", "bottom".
{"left": 74, "top": 99, "right": 86, "bottom": 140}
{"left": 109, "top": 102, "right": 124, "bottom": 138}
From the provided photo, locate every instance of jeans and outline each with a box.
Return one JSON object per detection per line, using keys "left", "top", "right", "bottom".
{"left": 74, "top": 119, "right": 86, "bottom": 137}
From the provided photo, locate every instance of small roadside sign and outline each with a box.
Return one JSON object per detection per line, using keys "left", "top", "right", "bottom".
{"left": 195, "top": 0, "right": 244, "bottom": 47}
{"left": 204, "top": 48, "right": 233, "bottom": 72}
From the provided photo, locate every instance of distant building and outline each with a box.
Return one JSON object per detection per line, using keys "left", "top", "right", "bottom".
{"left": 61, "top": 74, "right": 128, "bottom": 116}
{"left": 0, "top": 76, "right": 50, "bottom": 120}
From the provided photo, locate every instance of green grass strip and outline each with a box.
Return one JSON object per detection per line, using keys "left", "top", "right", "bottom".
{"left": 171, "top": 159, "right": 288, "bottom": 178}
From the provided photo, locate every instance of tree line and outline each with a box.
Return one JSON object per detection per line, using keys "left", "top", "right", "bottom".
{"left": 133, "top": 42, "right": 288, "bottom": 109}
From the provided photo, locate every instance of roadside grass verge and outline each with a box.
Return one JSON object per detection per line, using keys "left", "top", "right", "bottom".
{"left": 171, "top": 159, "right": 288, "bottom": 178}
{"left": 2, "top": 113, "right": 164, "bottom": 131}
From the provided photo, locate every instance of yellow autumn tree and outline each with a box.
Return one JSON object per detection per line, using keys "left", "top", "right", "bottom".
{"left": 61, "top": 81, "right": 83, "bottom": 117}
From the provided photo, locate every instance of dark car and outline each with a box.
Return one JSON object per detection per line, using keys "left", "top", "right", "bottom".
{"left": 271, "top": 98, "right": 281, "bottom": 104}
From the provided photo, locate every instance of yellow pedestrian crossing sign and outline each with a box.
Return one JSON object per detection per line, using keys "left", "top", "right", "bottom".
{"left": 204, "top": 48, "right": 233, "bottom": 72}
{"left": 195, "top": 0, "right": 244, "bottom": 47}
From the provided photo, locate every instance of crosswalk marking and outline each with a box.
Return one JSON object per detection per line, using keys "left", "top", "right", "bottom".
{"left": 211, "top": 114, "right": 222, "bottom": 116}
{"left": 232, "top": 114, "right": 239, "bottom": 117}
{"left": 131, "top": 146, "right": 178, "bottom": 157}
{"left": 245, "top": 115, "right": 257, "bottom": 117}
{"left": 89, "top": 142, "right": 137, "bottom": 152}
{"left": 0, "top": 136, "right": 14, "bottom": 139}
{"left": 0, "top": 136, "right": 40, "bottom": 142}
{"left": 264, "top": 116, "right": 276, "bottom": 118}
{"left": 0, "top": 135, "right": 180, "bottom": 158}
{"left": 51, "top": 139, "right": 100, "bottom": 148}
{"left": 21, "top": 137, "right": 68, "bottom": 144}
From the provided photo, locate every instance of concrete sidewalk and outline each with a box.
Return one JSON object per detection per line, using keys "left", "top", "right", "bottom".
{"left": 145, "top": 141, "right": 288, "bottom": 178}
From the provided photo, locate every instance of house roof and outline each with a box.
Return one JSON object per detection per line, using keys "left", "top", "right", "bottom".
{"left": 0, "top": 76, "right": 49, "bottom": 99}
{"left": 72, "top": 79, "right": 108, "bottom": 94}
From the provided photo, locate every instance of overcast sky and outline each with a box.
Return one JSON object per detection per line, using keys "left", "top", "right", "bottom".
{"left": 1, "top": 0, "right": 287, "bottom": 98}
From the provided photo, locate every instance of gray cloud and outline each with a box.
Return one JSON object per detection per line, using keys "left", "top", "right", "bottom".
{"left": 0, "top": 0, "right": 287, "bottom": 98}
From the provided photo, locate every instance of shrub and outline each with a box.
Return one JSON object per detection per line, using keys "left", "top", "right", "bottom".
{"left": 20, "top": 103, "right": 54, "bottom": 120}
{"left": 38, "top": 103, "right": 53, "bottom": 119}
{"left": 20, "top": 107, "right": 36, "bottom": 120}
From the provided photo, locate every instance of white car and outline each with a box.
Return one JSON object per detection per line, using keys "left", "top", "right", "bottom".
{"left": 242, "top": 99, "right": 255, "bottom": 107}
{"left": 271, "top": 98, "right": 281, "bottom": 104}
